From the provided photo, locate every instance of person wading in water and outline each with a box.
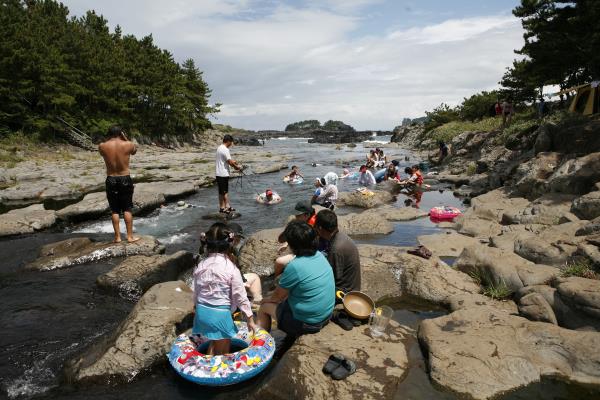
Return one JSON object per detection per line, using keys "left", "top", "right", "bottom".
{"left": 216, "top": 134, "right": 243, "bottom": 214}
{"left": 98, "top": 125, "right": 140, "bottom": 243}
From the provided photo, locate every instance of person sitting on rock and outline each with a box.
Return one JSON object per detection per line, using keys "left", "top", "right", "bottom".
{"left": 358, "top": 165, "right": 376, "bottom": 187}
{"left": 275, "top": 201, "right": 317, "bottom": 276}
{"left": 314, "top": 209, "right": 361, "bottom": 294}
{"left": 438, "top": 141, "right": 449, "bottom": 163}
{"left": 323, "top": 171, "right": 339, "bottom": 186}
{"left": 312, "top": 177, "right": 338, "bottom": 210}
{"left": 376, "top": 148, "right": 387, "bottom": 167}
{"left": 257, "top": 221, "right": 334, "bottom": 338}
{"left": 192, "top": 223, "right": 257, "bottom": 355}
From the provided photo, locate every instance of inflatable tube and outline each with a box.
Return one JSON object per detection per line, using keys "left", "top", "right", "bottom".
{"left": 374, "top": 168, "right": 386, "bottom": 183}
{"left": 283, "top": 176, "right": 303, "bottom": 185}
{"left": 168, "top": 321, "right": 275, "bottom": 386}
{"left": 429, "top": 206, "right": 462, "bottom": 221}
{"left": 256, "top": 192, "right": 282, "bottom": 204}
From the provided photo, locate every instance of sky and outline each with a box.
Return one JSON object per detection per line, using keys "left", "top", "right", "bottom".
{"left": 61, "top": 0, "right": 524, "bottom": 131}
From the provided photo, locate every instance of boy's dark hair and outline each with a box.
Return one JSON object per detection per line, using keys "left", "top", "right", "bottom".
{"left": 315, "top": 209, "right": 338, "bottom": 232}
{"left": 411, "top": 164, "right": 420, "bottom": 170}
{"left": 360, "top": 164, "right": 367, "bottom": 171}
{"left": 108, "top": 125, "right": 123, "bottom": 137}
{"left": 204, "top": 222, "right": 233, "bottom": 253}
{"left": 320, "top": 177, "right": 326, "bottom": 186}
{"left": 404, "top": 167, "right": 412, "bottom": 174}
{"left": 283, "top": 221, "right": 317, "bottom": 257}
{"left": 291, "top": 165, "right": 297, "bottom": 169}
{"left": 223, "top": 134, "right": 234, "bottom": 143}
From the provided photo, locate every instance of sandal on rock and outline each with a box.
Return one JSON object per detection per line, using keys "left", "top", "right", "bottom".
{"left": 226, "top": 207, "right": 236, "bottom": 212}
{"left": 331, "top": 359, "right": 356, "bottom": 380}
{"left": 219, "top": 208, "right": 230, "bottom": 214}
{"left": 322, "top": 354, "right": 345, "bottom": 375}
{"left": 332, "top": 310, "right": 353, "bottom": 331}
{"left": 349, "top": 316, "right": 363, "bottom": 327}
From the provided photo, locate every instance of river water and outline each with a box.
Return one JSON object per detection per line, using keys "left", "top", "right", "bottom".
{"left": 1, "top": 137, "right": 598, "bottom": 400}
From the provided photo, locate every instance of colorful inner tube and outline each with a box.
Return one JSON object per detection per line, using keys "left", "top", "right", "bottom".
{"left": 168, "top": 321, "right": 275, "bottom": 386}
{"left": 429, "top": 206, "right": 462, "bottom": 221}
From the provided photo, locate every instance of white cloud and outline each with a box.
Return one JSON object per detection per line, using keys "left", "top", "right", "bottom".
{"left": 61, "top": 1, "right": 523, "bottom": 130}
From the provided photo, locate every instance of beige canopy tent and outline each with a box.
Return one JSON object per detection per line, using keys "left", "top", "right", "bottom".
{"left": 556, "top": 81, "right": 599, "bottom": 115}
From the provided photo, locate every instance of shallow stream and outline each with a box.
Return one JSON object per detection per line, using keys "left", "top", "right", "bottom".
{"left": 1, "top": 138, "right": 598, "bottom": 399}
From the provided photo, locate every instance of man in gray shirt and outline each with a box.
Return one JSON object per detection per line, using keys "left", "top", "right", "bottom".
{"left": 314, "top": 209, "right": 361, "bottom": 293}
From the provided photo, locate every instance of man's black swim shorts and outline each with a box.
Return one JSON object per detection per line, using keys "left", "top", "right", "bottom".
{"left": 105, "top": 175, "right": 134, "bottom": 214}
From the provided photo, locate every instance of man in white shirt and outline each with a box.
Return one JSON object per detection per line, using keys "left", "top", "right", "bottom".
{"left": 216, "top": 135, "right": 243, "bottom": 214}
{"left": 358, "top": 165, "right": 376, "bottom": 187}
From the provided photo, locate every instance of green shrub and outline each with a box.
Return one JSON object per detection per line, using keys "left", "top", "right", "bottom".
{"left": 460, "top": 90, "right": 500, "bottom": 121}
{"left": 482, "top": 280, "right": 513, "bottom": 300}
{"left": 424, "top": 103, "right": 460, "bottom": 132}
{"left": 560, "top": 260, "right": 597, "bottom": 279}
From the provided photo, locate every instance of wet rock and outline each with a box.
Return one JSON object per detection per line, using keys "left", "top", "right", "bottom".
{"left": 417, "top": 232, "right": 480, "bottom": 258}
{"left": 256, "top": 320, "right": 409, "bottom": 400}
{"left": 56, "top": 192, "right": 109, "bottom": 221}
{"left": 518, "top": 292, "right": 558, "bottom": 324}
{"left": 456, "top": 244, "right": 559, "bottom": 292}
{"left": 239, "top": 228, "right": 282, "bottom": 277}
{"left": 400, "top": 255, "right": 480, "bottom": 305}
{"left": 572, "top": 191, "right": 600, "bottom": 220}
{"left": 514, "top": 221, "right": 588, "bottom": 266}
{"left": 97, "top": 251, "right": 195, "bottom": 298}
{"left": 134, "top": 182, "right": 198, "bottom": 201}
{"left": 64, "top": 281, "right": 194, "bottom": 384}
{"left": 418, "top": 308, "right": 600, "bottom": 400}
{"left": 547, "top": 152, "right": 600, "bottom": 195}
{"left": 338, "top": 211, "right": 394, "bottom": 236}
{"left": 375, "top": 205, "right": 428, "bottom": 221}
{"left": 337, "top": 190, "right": 394, "bottom": 209}
{"left": 132, "top": 190, "right": 165, "bottom": 215}
{"left": 250, "top": 162, "right": 288, "bottom": 174}
{"left": 25, "top": 236, "right": 165, "bottom": 271}
{"left": 0, "top": 204, "right": 57, "bottom": 237}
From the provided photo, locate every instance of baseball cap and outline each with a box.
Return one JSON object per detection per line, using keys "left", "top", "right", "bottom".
{"left": 266, "top": 189, "right": 273, "bottom": 196}
{"left": 294, "top": 200, "right": 314, "bottom": 215}
{"left": 227, "top": 222, "right": 244, "bottom": 237}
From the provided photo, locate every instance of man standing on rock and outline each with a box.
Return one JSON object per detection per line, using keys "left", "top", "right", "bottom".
{"left": 314, "top": 209, "right": 361, "bottom": 293}
{"left": 99, "top": 126, "right": 139, "bottom": 243}
{"left": 216, "top": 134, "right": 243, "bottom": 214}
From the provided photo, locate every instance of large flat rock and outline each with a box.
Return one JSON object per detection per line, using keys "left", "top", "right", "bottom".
{"left": 25, "top": 236, "right": 165, "bottom": 271}
{"left": 64, "top": 281, "right": 194, "bottom": 384}
{"left": 338, "top": 211, "right": 394, "bottom": 236}
{"left": 417, "top": 232, "right": 480, "bottom": 257}
{"left": 357, "top": 244, "right": 409, "bottom": 301}
{"left": 0, "top": 204, "right": 57, "bottom": 237}
{"left": 96, "top": 251, "right": 195, "bottom": 299}
{"left": 418, "top": 308, "right": 600, "bottom": 400}
{"left": 256, "top": 319, "right": 409, "bottom": 400}
{"left": 337, "top": 190, "right": 395, "bottom": 209}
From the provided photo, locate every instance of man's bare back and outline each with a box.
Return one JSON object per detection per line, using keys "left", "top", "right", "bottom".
{"left": 99, "top": 136, "right": 137, "bottom": 176}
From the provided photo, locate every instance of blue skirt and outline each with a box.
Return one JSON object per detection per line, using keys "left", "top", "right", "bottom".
{"left": 192, "top": 303, "right": 238, "bottom": 340}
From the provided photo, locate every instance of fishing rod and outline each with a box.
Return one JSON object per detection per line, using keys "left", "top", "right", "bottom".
{"left": 233, "top": 167, "right": 262, "bottom": 198}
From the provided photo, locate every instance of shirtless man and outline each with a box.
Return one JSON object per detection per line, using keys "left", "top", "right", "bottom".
{"left": 98, "top": 126, "right": 139, "bottom": 243}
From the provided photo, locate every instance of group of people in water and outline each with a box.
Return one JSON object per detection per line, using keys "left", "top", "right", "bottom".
{"left": 97, "top": 128, "right": 417, "bottom": 358}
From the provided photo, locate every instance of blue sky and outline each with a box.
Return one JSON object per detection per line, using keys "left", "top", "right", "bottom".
{"left": 61, "top": 0, "right": 523, "bottom": 130}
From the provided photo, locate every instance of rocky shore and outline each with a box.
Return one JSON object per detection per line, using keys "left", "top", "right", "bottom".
{"left": 4, "top": 118, "right": 600, "bottom": 399}
{"left": 0, "top": 134, "right": 289, "bottom": 236}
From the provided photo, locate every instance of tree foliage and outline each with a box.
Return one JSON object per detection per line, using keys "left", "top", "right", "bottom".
{"left": 0, "top": 0, "right": 218, "bottom": 140}
{"left": 284, "top": 119, "right": 321, "bottom": 132}
{"left": 460, "top": 90, "right": 501, "bottom": 120}
{"left": 424, "top": 103, "right": 460, "bottom": 132}
{"left": 501, "top": 0, "right": 600, "bottom": 101}
{"left": 322, "top": 120, "right": 355, "bottom": 132}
